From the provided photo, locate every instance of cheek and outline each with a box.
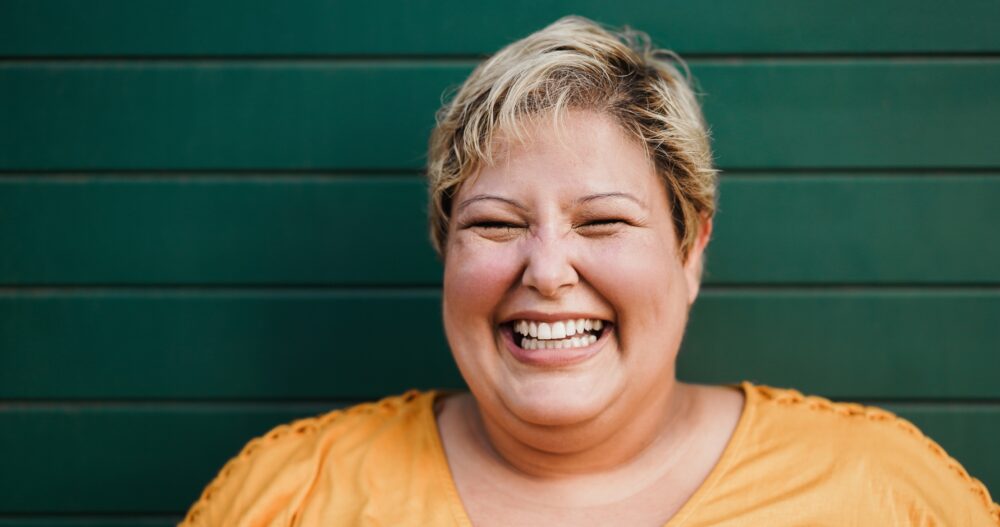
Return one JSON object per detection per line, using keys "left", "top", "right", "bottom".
{"left": 443, "top": 237, "right": 523, "bottom": 327}
{"left": 585, "top": 234, "right": 680, "bottom": 292}
{"left": 581, "top": 235, "right": 689, "bottom": 338}
{"left": 442, "top": 237, "right": 524, "bottom": 389}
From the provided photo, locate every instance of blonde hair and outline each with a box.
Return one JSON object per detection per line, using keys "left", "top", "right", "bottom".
{"left": 427, "top": 16, "right": 717, "bottom": 260}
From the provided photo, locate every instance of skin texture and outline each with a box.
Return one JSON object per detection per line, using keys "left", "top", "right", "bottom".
{"left": 437, "top": 110, "right": 743, "bottom": 526}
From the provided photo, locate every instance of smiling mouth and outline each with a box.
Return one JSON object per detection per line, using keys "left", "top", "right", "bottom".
{"left": 502, "top": 318, "right": 612, "bottom": 350}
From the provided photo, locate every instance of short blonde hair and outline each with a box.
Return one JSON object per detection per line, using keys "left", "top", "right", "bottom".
{"left": 427, "top": 16, "right": 717, "bottom": 260}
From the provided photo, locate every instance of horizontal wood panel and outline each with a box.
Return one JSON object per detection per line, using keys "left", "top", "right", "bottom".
{"left": 679, "top": 291, "right": 1000, "bottom": 398}
{"left": 0, "top": 404, "right": 994, "bottom": 513}
{"left": 0, "top": 291, "right": 460, "bottom": 399}
{"left": 0, "top": 63, "right": 464, "bottom": 171}
{"left": 2, "top": 61, "right": 998, "bottom": 170}
{"left": 1, "top": 290, "right": 997, "bottom": 399}
{"left": 0, "top": 405, "right": 331, "bottom": 513}
{"left": 1, "top": 1, "right": 997, "bottom": 56}
{"left": 3, "top": 176, "right": 998, "bottom": 285}
{"left": 0, "top": 177, "right": 442, "bottom": 285}
{"left": 698, "top": 61, "right": 1000, "bottom": 169}
{"left": 709, "top": 176, "right": 1000, "bottom": 283}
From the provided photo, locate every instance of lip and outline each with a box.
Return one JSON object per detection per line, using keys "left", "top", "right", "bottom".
{"left": 499, "top": 321, "right": 614, "bottom": 368}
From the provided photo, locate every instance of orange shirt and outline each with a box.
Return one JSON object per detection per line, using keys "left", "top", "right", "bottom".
{"left": 181, "top": 384, "right": 999, "bottom": 526}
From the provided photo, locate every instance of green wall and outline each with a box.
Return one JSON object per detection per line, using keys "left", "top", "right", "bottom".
{"left": 1, "top": 1, "right": 998, "bottom": 524}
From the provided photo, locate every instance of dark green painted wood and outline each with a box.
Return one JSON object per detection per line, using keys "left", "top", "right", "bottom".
{"left": 2, "top": 290, "right": 997, "bottom": 399}
{"left": 0, "top": 290, "right": 459, "bottom": 399}
{"left": 697, "top": 61, "right": 1000, "bottom": 169}
{"left": 0, "top": 177, "right": 441, "bottom": 286}
{"left": 0, "top": 404, "right": 995, "bottom": 513}
{"left": 709, "top": 176, "right": 1000, "bottom": 284}
{"left": 2, "top": 61, "right": 998, "bottom": 170}
{"left": 0, "top": 63, "right": 466, "bottom": 171}
{"left": 2, "top": 1, "right": 998, "bottom": 56}
{"left": 0, "top": 405, "right": 331, "bottom": 513}
{"left": 3, "top": 176, "right": 997, "bottom": 285}
{"left": 678, "top": 290, "right": 1000, "bottom": 398}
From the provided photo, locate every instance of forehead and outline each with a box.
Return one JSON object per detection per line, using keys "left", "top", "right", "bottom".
{"left": 458, "top": 110, "right": 659, "bottom": 199}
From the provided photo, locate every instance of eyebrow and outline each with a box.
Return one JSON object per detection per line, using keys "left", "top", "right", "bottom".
{"left": 456, "top": 191, "right": 646, "bottom": 213}
{"left": 576, "top": 192, "right": 647, "bottom": 210}
{"left": 456, "top": 194, "right": 528, "bottom": 212}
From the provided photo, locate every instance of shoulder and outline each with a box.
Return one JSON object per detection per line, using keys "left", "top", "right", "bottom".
{"left": 180, "top": 390, "right": 437, "bottom": 526}
{"left": 742, "top": 383, "right": 999, "bottom": 525}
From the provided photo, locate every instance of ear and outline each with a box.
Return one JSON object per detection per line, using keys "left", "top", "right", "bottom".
{"left": 683, "top": 215, "right": 713, "bottom": 305}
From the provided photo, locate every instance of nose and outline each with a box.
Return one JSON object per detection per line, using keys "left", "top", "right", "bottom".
{"left": 521, "top": 232, "right": 579, "bottom": 298}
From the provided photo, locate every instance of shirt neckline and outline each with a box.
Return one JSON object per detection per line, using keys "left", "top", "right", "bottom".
{"left": 423, "top": 382, "right": 757, "bottom": 527}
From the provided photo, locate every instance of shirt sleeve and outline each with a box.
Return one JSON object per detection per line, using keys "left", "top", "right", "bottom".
{"left": 179, "top": 415, "right": 334, "bottom": 527}
{"left": 866, "top": 415, "right": 999, "bottom": 526}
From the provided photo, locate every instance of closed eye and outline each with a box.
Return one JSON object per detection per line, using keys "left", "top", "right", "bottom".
{"left": 576, "top": 218, "right": 629, "bottom": 229}
{"left": 473, "top": 221, "right": 523, "bottom": 229}
{"left": 575, "top": 218, "right": 629, "bottom": 236}
{"left": 461, "top": 220, "right": 526, "bottom": 241}
{"left": 583, "top": 219, "right": 624, "bottom": 226}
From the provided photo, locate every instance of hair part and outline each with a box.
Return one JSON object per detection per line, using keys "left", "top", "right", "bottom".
{"left": 427, "top": 15, "right": 717, "bottom": 261}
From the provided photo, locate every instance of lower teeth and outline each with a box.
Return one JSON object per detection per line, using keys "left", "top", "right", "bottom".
{"left": 520, "top": 333, "right": 598, "bottom": 350}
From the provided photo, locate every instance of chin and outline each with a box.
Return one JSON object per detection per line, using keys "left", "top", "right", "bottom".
{"left": 498, "top": 373, "right": 622, "bottom": 427}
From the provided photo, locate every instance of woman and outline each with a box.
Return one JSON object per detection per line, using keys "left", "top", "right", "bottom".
{"left": 181, "top": 17, "right": 998, "bottom": 526}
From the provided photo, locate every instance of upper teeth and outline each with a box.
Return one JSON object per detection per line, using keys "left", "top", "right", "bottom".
{"left": 513, "top": 319, "right": 604, "bottom": 340}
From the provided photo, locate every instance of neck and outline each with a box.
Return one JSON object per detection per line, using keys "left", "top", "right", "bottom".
{"left": 466, "top": 381, "right": 697, "bottom": 479}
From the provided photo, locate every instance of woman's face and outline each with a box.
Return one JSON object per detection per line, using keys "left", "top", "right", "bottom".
{"left": 442, "top": 110, "right": 708, "bottom": 429}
